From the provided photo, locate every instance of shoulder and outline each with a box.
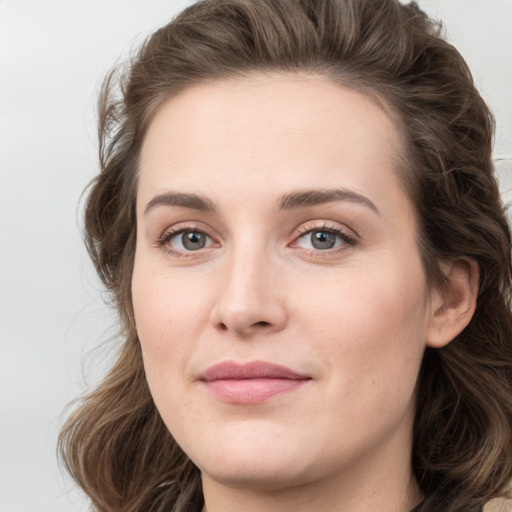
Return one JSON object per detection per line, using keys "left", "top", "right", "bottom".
{"left": 485, "top": 498, "right": 512, "bottom": 512}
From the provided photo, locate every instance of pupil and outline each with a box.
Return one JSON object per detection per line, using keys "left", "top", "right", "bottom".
{"left": 183, "top": 231, "right": 205, "bottom": 250}
{"left": 312, "top": 231, "right": 336, "bottom": 250}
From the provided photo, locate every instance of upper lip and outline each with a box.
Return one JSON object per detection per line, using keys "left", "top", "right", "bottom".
{"left": 200, "top": 360, "right": 309, "bottom": 381}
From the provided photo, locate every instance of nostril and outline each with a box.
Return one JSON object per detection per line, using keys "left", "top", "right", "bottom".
{"left": 254, "top": 321, "right": 271, "bottom": 328}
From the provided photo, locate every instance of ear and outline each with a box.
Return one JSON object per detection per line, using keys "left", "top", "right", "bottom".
{"left": 426, "top": 258, "right": 479, "bottom": 349}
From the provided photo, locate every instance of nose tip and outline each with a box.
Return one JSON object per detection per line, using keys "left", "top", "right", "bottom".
{"left": 210, "top": 303, "right": 285, "bottom": 337}
{"left": 209, "top": 261, "right": 288, "bottom": 337}
{"left": 212, "top": 311, "right": 275, "bottom": 335}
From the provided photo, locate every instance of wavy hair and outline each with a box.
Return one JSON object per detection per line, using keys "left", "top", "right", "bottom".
{"left": 59, "top": 1, "right": 512, "bottom": 511}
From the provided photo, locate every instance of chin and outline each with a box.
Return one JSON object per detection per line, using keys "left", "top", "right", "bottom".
{"left": 181, "top": 423, "right": 319, "bottom": 489}
{"left": 199, "top": 455, "right": 317, "bottom": 492}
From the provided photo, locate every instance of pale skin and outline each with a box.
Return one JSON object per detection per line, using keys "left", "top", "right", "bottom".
{"left": 132, "top": 73, "right": 478, "bottom": 512}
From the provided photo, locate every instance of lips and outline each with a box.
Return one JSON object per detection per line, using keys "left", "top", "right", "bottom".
{"left": 199, "top": 360, "right": 311, "bottom": 404}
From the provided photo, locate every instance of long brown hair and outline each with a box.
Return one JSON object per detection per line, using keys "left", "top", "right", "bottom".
{"left": 59, "top": 1, "right": 512, "bottom": 511}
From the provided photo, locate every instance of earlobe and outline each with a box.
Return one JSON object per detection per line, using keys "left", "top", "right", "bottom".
{"left": 426, "top": 259, "right": 479, "bottom": 349}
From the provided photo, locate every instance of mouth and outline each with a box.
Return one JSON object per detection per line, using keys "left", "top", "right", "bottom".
{"left": 199, "top": 360, "right": 311, "bottom": 404}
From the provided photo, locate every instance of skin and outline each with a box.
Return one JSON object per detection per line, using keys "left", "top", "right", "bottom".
{"left": 132, "top": 73, "right": 477, "bottom": 512}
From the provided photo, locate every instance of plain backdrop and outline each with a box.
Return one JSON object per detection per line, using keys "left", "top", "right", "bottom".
{"left": 1, "top": 1, "right": 511, "bottom": 511}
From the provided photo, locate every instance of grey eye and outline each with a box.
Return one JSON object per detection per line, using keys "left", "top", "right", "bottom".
{"left": 163, "top": 227, "right": 215, "bottom": 255}
{"left": 181, "top": 230, "right": 207, "bottom": 250}
{"left": 294, "top": 227, "right": 351, "bottom": 252}
{"left": 310, "top": 230, "right": 337, "bottom": 250}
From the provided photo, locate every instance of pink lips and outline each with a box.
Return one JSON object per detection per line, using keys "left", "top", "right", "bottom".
{"left": 200, "top": 361, "right": 310, "bottom": 404}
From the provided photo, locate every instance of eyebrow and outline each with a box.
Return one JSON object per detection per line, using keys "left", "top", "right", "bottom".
{"left": 143, "top": 188, "right": 379, "bottom": 215}
{"left": 278, "top": 188, "right": 379, "bottom": 214}
{"left": 144, "top": 192, "right": 216, "bottom": 214}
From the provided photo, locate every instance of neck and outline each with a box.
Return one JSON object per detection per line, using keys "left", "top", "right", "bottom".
{"left": 202, "top": 475, "right": 421, "bottom": 512}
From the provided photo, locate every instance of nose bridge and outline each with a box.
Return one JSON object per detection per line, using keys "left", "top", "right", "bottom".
{"left": 210, "top": 233, "right": 287, "bottom": 335}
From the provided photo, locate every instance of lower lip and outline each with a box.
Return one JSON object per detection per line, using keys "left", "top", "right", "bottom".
{"left": 204, "top": 378, "right": 308, "bottom": 404}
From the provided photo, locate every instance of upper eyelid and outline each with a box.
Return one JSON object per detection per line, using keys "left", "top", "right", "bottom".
{"left": 294, "top": 220, "right": 357, "bottom": 239}
{"left": 293, "top": 226, "right": 356, "bottom": 246}
{"left": 296, "top": 223, "right": 345, "bottom": 234}
{"left": 158, "top": 221, "right": 215, "bottom": 239}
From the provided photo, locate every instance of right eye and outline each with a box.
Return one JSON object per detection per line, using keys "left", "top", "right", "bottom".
{"left": 159, "top": 228, "right": 215, "bottom": 256}
{"left": 172, "top": 230, "right": 210, "bottom": 251}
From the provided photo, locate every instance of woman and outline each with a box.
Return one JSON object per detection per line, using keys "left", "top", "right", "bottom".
{"left": 59, "top": 0, "right": 512, "bottom": 511}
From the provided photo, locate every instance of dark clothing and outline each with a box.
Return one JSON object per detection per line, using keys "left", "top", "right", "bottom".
{"left": 410, "top": 486, "right": 483, "bottom": 512}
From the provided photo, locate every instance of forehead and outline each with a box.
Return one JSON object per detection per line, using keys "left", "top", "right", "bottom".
{"left": 138, "top": 73, "right": 408, "bottom": 217}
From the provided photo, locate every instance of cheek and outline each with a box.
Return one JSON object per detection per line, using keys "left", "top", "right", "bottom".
{"left": 133, "top": 258, "right": 210, "bottom": 334}
{"left": 131, "top": 262, "right": 212, "bottom": 389}
{"left": 299, "top": 260, "right": 427, "bottom": 338}
{"left": 297, "top": 257, "right": 428, "bottom": 401}
{"left": 131, "top": 261, "right": 219, "bottom": 443}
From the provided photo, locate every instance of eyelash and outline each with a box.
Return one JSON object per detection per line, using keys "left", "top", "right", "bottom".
{"left": 155, "top": 222, "right": 357, "bottom": 258}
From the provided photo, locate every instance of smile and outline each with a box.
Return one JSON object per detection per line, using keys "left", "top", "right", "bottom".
{"left": 199, "top": 360, "right": 311, "bottom": 404}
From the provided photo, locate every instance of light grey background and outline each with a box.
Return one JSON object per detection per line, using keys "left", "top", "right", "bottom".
{"left": 1, "top": 1, "right": 511, "bottom": 511}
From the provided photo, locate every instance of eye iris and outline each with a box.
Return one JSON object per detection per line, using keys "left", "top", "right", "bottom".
{"left": 182, "top": 231, "right": 206, "bottom": 250}
{"left": 311, "top": 230, "right": 336, "bottom": 250}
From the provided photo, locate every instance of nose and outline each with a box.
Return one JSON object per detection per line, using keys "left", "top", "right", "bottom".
{"left": 209, "top": 249, "right": 288, "bottom": 337}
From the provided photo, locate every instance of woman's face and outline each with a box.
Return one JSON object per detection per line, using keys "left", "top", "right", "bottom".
{"left": 133, "top": 74, "right": 436, "bottom": 494}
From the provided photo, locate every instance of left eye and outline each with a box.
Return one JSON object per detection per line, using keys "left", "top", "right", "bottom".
{"left": 169, "top": 230, "right": 213, "bottom": 251}
{"left": 295, "top": 229, "right": 349, "bottom": 250}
